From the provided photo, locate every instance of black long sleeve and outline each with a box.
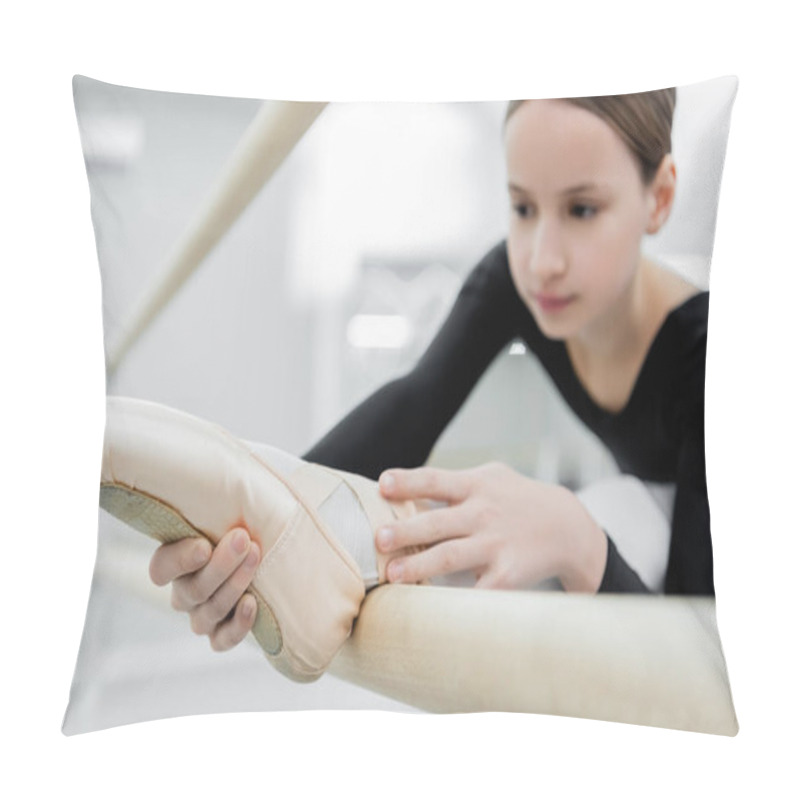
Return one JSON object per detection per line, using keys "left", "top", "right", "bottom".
{"left": 598, "top": 425, "right": 713, "bottom": 596}
{"left": 599, "top": 534, "right": 652, "bottom": 593}
{"left": 664, "top": 372, "right": 714, "bottom": 595}
{"left": 303, "top": 241, "right": 520, "bottom": 478}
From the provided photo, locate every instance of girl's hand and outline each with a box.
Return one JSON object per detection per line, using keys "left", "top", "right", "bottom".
{"left": 377, "top": 462, "right": 607, "bottom": 592}
{"left": 148, "top": 527, "right": 260, "bottom": 651}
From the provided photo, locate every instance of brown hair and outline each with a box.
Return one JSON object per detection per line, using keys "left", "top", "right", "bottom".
{"left": 504, "top": 88, "right": 677, "bottom": 185}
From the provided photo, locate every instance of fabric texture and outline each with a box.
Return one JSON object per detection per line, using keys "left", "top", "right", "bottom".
{"left": 246, "top": 440, "right": 381, "bottom": 586}
{"left": 66, "top": 74, "right": 739, "bottom": 735}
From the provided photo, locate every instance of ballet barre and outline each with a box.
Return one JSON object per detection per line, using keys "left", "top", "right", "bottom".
{"left": 106, "top": 100, "right": 328, "bottom": 373}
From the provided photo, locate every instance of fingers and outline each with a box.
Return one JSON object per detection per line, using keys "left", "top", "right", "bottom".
{"left": 171, "top": 527, "right": 256, "bottom": 612}
{"left": 384, "top": 536, "right": 482, "bottom": 584}
{"left": 379, "top": 466, "right": 471, "bottom": 504}
{"left": 188, "top": 540, "right": 261, "bottom": 635}
{"left": 376, "top": 504, "right": 471, "bottom": 553}
{"left": 149, "top": 537, "right": 212, "bottom": 586}
{"left": 208, "top": 594, "right": 258, "bottom": 652}
{"left": 149, "top": 525, "right": 261, "bottom": 653}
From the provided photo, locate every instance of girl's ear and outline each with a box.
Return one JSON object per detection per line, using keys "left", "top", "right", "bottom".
{"left": 645, "top": 154, "right": 677, "bottom": 234}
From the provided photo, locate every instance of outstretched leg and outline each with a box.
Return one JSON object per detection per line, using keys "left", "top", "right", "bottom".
{"left": 330, "top": 583, "right": 736, "bottom": 734}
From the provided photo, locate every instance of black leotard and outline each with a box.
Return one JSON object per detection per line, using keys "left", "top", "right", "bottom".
{"left": 304, "top": 239, "right": 714, "bottom": 596}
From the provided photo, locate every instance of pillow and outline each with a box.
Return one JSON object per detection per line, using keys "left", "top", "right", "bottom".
{"left": 64, "top": 74, "right": 739, "bottom": 735}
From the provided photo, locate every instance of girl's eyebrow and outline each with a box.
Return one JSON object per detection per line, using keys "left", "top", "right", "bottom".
{"left": 559, "top": 181, "right": 606, "bottom": 196}
{"left": 508, "top": 181, "right": 608, "bottom": 196}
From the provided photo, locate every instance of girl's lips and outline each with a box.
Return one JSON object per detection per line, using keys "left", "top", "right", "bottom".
{"left": 533, "top": 293, "right": 575, "bottom": 312}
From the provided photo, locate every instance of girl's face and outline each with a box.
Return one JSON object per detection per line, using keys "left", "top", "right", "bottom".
{"left": 504, "top": 99, "right": 662, "bottom": 342}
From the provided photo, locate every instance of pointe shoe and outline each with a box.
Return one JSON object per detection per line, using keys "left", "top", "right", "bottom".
{"left": 99, "top": 395, "right": 425, "bottom": 682}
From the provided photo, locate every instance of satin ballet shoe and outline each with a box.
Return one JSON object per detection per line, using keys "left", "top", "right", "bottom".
{"left": 99, "top": 395, "right": 425, "bottom": 683}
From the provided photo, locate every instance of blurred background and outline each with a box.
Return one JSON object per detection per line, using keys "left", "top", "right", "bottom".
{"left": 64, "top": 76, "right": 734, "bottom": 733}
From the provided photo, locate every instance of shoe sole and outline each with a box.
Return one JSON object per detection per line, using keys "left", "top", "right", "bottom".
{"left": 100, "top": 482, "right": 284, "bottom": 657}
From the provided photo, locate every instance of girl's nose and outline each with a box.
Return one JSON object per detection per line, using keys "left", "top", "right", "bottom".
{"left": 528, "top": 221, "right": 567, "bottom": 284}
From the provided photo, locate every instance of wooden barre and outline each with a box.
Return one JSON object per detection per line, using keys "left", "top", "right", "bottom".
{"left": 106, "top": 100, "right": 328, "bottom": 373}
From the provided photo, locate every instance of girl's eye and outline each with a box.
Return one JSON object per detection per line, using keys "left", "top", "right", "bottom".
{"left": 572, "top": 203, "right": 598, "bottom": 219}
{"left": 511, "top": 202, "right": 599, "bottom": 220}
{"left": 512, "top": 203, "right": 533, "bottom": 219}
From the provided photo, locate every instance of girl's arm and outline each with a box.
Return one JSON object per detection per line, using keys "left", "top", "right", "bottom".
{"left": 303, "top": 240, "right": 522, "bottom": 476}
